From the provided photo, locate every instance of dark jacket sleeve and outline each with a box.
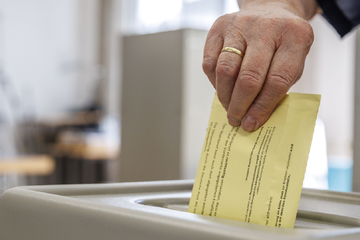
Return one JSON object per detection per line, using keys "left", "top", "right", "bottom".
{"left": 317, "top": 0, "right": 360, "bottom": 37}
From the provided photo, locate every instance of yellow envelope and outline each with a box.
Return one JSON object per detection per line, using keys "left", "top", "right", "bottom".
{"left": 188, "top": 92, "right": 320, "bottom": 228}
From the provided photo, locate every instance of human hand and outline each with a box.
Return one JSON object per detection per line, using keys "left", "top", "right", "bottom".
{"left": 203, "top": 0, "right": 319, "bottom": 131}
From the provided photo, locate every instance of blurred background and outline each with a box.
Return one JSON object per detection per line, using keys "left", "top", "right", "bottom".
{"left": 0, "top": 0, "right": 358, "bottom": 194}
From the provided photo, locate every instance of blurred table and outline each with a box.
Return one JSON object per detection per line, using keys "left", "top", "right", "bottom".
{"left": 16, "top": 111, "right": 119, "bottom": 185}
{"left": 0, "top": 155, "right": 55, "bottom": 193}
{"left": 0, "top": 155, "right": 55, "bottom": 175}
{"left": 51, "top": 141, "right": 118, "bottom": 184}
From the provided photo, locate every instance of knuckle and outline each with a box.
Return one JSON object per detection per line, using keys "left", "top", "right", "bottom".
{"left": 216, "top": 60, "right": 239, "bottom": 78}
{"left": 298, "top": 24, "right": 314, "bottom": 45}
{"left": 238, "top": 70, "right": 263, "bottom": 92}
{"left": 216, "top": 14, "right": 228, "bottom": 23}
{"left": 212, "top": 14, "right": 232, "bottom": 32}
{"left": 202, "top": 57, "right": 216, "bottom": 75}
{"left": 287, "top": 18, "right": 314, "bottom": 46}
{"left": 267, "top": 73, "right": 293, "bottom": 93}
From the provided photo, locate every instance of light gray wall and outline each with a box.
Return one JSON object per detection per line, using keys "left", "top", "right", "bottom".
{"left": 0, "top": 0, "right": 104, "bottom": 120}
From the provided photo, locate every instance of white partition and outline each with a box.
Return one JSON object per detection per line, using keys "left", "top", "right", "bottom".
{"left": 120, "top": 29, "right": 214, "bottom": 182}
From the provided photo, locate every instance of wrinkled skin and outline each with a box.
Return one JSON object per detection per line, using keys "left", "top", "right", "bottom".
{"left": 203, "top": 1, "right": 319, "bottom": 131}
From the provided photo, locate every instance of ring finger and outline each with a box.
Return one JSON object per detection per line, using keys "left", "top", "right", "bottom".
{"left": 215, "top": 41, "right": 246, "bottom": 110}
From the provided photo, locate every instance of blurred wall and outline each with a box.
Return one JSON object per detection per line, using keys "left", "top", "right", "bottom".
{"left": 0, "top": 0, "right": 107, "bottom": 120}
{"left": 291, "top": 15, "right": 356, "bottom": 165}
{"left": 99, "top": 0, "right": 122, "bottom": 116}
{"left": 353, "top": 28, "right": 360, "bottom": 191}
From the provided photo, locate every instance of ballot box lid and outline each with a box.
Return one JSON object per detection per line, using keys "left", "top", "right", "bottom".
{"left": 1, "top": 180, "right": 360, "bottom": 240}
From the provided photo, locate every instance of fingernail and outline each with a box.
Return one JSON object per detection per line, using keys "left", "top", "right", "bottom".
{"left": 228, "top": 116, "right": 241, "bottom": 127}
{"left": 242, "top": 116, "right": 257, "bottom": 132}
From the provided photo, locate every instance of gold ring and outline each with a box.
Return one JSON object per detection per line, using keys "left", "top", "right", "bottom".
{"left": 221, "top": 47, "right": 244, "bottom": 58}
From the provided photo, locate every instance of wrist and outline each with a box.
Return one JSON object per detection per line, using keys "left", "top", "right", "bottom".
{"left": 238, "top": 0, "right": 320, "bottom": 20}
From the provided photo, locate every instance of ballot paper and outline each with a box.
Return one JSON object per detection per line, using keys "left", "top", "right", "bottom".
{"left": 188, "top": 92, "right": 320, "bottom": 228}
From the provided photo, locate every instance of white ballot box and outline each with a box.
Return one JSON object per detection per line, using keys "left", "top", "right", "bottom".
{"left": 0, "top": 180, "right": 360, "bottom": 239}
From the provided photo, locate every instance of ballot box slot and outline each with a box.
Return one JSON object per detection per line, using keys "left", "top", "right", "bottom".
{"left": 295, "top": 210, "right": 360, "bottom": 229}
{"left": 137, "top": 197, "right": 360, "bottom": 229}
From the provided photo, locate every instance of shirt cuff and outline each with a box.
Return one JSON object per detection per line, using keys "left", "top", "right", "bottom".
{"left": 316, "top": 0, "right": 353, "bottom": 37}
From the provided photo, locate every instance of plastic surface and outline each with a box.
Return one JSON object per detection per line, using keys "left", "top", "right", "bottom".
{"left": 0, "top": 180, "right": 360, "bottom": 239}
